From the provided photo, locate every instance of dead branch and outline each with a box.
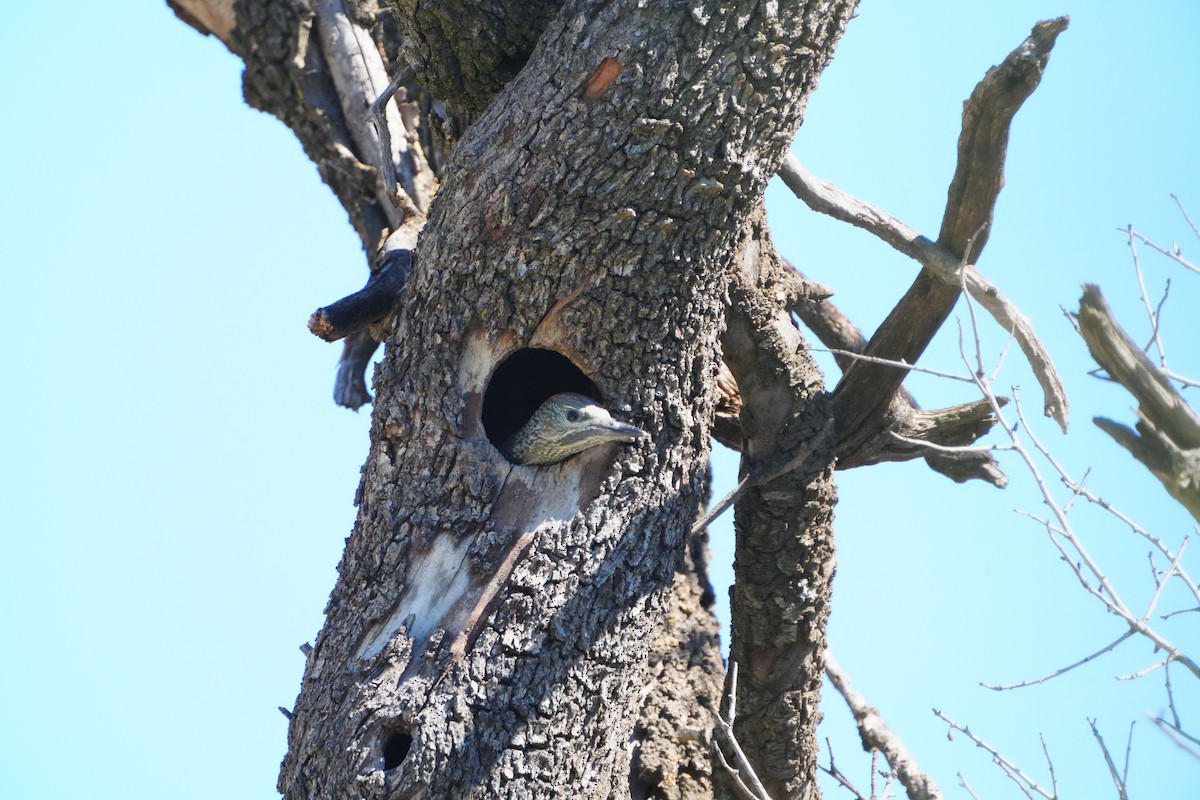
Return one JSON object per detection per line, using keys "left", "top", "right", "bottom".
{"left": 1088, "top": 719, "right": 1132, "bottom": 800}
{"left": 825, "top": 650, "right": 945, "bottom": 800}
{"left": 332, "top": 329, "right": 380, "bottom": 410}
{"left": 785, "top": 261, "right": 1007, "bottom": 484}
{"left": 312, "top": 0, "right": 432, "bottom": 222}
{"left": 935, "top": 710, "right": 1058, "bottom": 799}
{"left": 712, "top": 663, "right": 776, "bottom": 800}
{"left": 1076, "top": 284, "right": 1200, "bottom": 522}
{"left": 308, "top": 249, "right": 412, "bottom": 342}
{"left": 779, "top": 16, "right": 1071, "bottom": 442}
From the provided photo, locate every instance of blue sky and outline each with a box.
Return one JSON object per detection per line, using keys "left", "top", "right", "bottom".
{"left": 1, "top": 2, "right": 1197, "bottom": 798}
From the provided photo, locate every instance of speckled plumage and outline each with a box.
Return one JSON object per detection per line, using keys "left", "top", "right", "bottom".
{"left": 501, "top": 393, "right": 647, "bottom": 466}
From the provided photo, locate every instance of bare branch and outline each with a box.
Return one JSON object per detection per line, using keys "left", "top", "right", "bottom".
{"left": 692, "top": 475, "right": 752, "bottom": 536}
{"left": 1039, "top": 734, "right": 1059, "bottom": 800}
{"left": 1126, "top": 227, "right": 1200, "bottom": 276}
{"left": 1116, "top": 658, "right": 1170, "bottom": 681}
{"left": 813, "top": 348, "right": 975, "bottom": 383}
{"left": 1124, "top": 225, "right": 1168, "bottom": 366}
{"left": 332, "top": 330, "right": 379, "bottom": 410}
{"left": 1088, "top": 719, "right": 1130, "bottom": 800}
{"left": 312, "top": 0, "right": 431, "bottom": 222}
{"left": 935, "top": 710, "right": 1057, "bottom": 799}
{"left": 820, "top": 739, "right": 871, "bottom": 800}
{"left": 776, "top": 264, "right": 1005, "bottom": 483}
{"left": 777, "top": 16, "right": 1074, "bottom": 432}
{"left": 1076, "top": 284, "right": 1200, "bottom": 522}
{"left": 886, "top": 431, "right": 1007, "bottom": 456}
{"left": 1150, "top": 716, "right": 1200, "bottom": 759}
{"left": 825, "top": 650, "right": 945, "bottom": 800}
{"left": 779, "top": 164, "right": 1067, "bottom": 436}
{"left": 1004, "top": 384, "right": 1200, "bottom": 678}
{"left": 982, "top": 631, "right": 1136, "bottom": 690}
{"left": 713, "top": 663, "right": 775, "bottom": 800}
{"left": 1172, "top": 194, "right": 1200, "bottom": 242}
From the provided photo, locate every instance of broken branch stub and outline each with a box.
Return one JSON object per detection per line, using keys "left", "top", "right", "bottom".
{"left": 1076, "top": 284, "right": 1200, "bottom": 522}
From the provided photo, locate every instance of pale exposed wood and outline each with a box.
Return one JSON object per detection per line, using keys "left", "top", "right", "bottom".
{"left": 312, "top": 0, "right": 431, "bottom": 224}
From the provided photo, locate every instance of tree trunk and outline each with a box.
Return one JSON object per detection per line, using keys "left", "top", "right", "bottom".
{"left": 171, "top": 0, "right": 857, "bottom": 795}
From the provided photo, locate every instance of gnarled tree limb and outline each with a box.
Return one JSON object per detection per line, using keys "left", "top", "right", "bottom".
{"left": 779, "top": 17, "right": 1070, "bottom": 465}
{"left": 1076, "top": 284, "right": 1200, "bottom": 522}
{"left": 717, "top": 255, "right": 1008, "bottom": 485}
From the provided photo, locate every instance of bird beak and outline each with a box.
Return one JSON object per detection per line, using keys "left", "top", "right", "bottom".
{"left": 595, "top": 420, "right": 649, "bottom": 444}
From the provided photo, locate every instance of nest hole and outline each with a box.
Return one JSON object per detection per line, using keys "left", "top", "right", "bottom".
{"left": 482, "top": 348, "right": 601, "bottom": 455}
{"left": 381, "top": 729, "right": 413, "bottom": 771}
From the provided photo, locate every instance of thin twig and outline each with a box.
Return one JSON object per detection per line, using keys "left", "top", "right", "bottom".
{"left": 1172, "top": 194, "right": 1199, "bottom": 241}
{"left": 1121, "top": 722, "right": 1134, "bottom": 789}
{"left": 821, "top": 739, "right": 870, "bottom": 800}
{"left": 1149, "top": 716, "right": 1200, "bottom": 759}
{"left": 935, "top": 710, "right": 1056, "bottom": 799}
{"left": 1125, "top": 227, "right": 1199, "bottom": 276}
{"left": 1088, "top": 719, "right": 1130, "bottom": 800}
{"left": 1116, "top": 657, "right": 1170, "bottom": 681}
{"left": 1142, "top": 539, "right": 1189, "bottom": 622}
{"left": 692, "top": 475, "right": 751, "bottom": 535}
{"left": 959, "top": 241, "right": 988, "bottom": 380}
{"left": 1124, "top": 225, "right": 1168, "bottom": 366}
{"left": 957, "top": 773, "right": 982, "bottom": 800}
{"left": 368, "top": 69, "right": 410, "bottom": 206}
{"left": 982, "top": 631, "right": 1135, "bottom": 690}
{"left": 1164, "top": 368, "right": 1200, "bottom": 389}
{"left": 887, "top": 431, "right": 1009, "bottom": 455}
{"left": 1164, "top": 660, "right": 1182, "bottom": 730}
{"left": 712, "top": 662, "right": 774, "bottom": 800}
{"left": 1039, "top": 734, "right": 1058, "bottom": 800}
{"left": 811, "top": 348, "right": 975, "bottom": 382}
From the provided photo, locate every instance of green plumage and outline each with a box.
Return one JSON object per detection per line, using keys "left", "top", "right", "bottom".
{"left": 501, "top": 393, "right": 647, "bottom": 466}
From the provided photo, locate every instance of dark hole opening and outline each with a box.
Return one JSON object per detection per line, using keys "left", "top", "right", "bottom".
{"left": 382, "top": 730, "right": 412, "bottom": 771}
{"left": 481, "top": 348, "right": 601, "bottom": 458}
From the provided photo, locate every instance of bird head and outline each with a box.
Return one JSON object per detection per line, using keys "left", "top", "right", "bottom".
{"left": 501, "top": 392, "right": 648, "bottom": 466}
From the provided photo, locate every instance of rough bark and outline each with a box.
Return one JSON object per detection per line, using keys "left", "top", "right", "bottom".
{"left": 720, "top": 208, "right": 837, "bottom": 799}
{"left": 388, "top": 0, "right": 563, "bottom": 119}
{"left": 243, "top": 1, "right": 859, "bottom": 798}
{"left": 631, "top": 524, "right": 725, "bottom": 799}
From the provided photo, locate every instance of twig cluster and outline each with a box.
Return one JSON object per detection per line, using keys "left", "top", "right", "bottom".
{"left": 818, "top": 207, "right": 1199, "bottom": 796}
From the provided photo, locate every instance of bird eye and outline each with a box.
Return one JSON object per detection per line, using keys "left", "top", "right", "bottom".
{"left": 566, "top": 409, "right": 580, "bottom": 422}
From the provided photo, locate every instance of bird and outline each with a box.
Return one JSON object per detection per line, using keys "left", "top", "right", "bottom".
{"left": 500, "top": 393, "right": 648, "bottom": 466}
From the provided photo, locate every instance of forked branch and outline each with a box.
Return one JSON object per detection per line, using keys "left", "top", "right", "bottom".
{"left": 779, "top": 17, "right": 1070, "bottom": 465}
